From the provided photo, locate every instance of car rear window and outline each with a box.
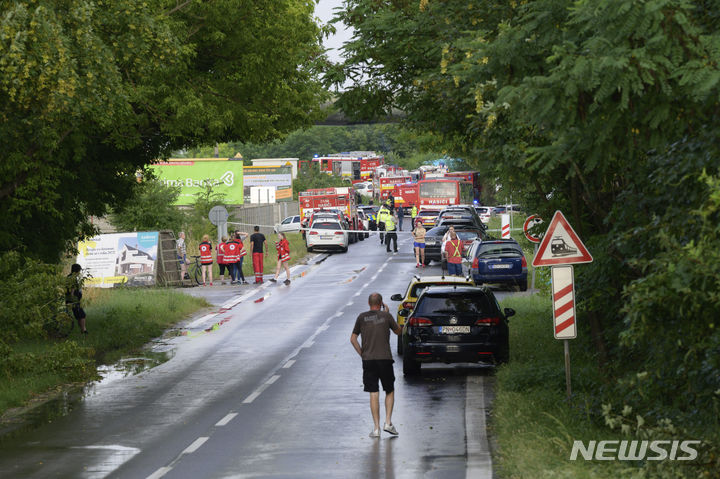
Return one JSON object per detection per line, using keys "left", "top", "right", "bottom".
{"left": 476, "top": 243, "right": 522, "bottom": 256}
{"left": 476, "top": 207, "right": 490, "bottom": 214}
{"left": 418, "top": 210, "right": 439, "bottom": 216}
{"left": 457, "top": 231, "right": 479, "bottom": 241}
{"left": 414, "top": 293, "right": 496, "bottom": 316}
{"left": 312, "top": 222, "right": 342, "bottom": 230}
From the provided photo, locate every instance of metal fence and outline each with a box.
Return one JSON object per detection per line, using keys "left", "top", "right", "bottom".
{"left": 229, "top": 202, "right": 299, "bottom": 235}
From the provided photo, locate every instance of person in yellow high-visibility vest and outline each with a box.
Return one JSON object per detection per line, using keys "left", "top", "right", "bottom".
{"left": 385, "top": 214, "right": 398, "bottom": 253}
{"left": 377, "top": 205, "right": 390, "bottom": 245}
{"left": 410, "top": 204, "right": 418, "bottom": 225}
{"left": 445, "top": 231, "right": 464, "bottom": 276}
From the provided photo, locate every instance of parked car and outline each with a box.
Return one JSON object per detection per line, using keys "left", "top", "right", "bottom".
{"left": 390, "top": 275, "right": 475, "bottom": 355}
{"left": 274, "top": 215, "right": 301, "bottom": 234}
{"left": 416, "top": 209, "right": 441, "bottom": 228}
{"left": 422, "top": 224, "right": 486, "bottom": 264}
{"left": 306, "top": 219, "right": 349, "bottom": 253}
{"left": 465, "top": 238, "right": 528, "bottom": 291}
{"left": 436, "top": 205, "right": 484, "bottom": 228}
{"left": 358, "top": 206, "right": 378, "bottom": 231}
{"left": 400, "top": 285, "right": 513, "bottom": 374}
{"left": 474, "top": 206, "right": 492, "bottom": 224}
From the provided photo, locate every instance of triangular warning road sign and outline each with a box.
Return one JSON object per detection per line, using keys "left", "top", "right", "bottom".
{"left": 532, "top": 211, "right": 593, "bottom": 267}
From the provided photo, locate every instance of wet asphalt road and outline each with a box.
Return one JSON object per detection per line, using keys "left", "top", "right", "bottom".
{"left": 0, "top": 232, "right": 518, "bottom": 479}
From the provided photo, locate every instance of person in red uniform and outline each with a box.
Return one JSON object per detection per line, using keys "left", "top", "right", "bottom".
{"left": 199, "top": 234, "right": 214, "bottom": 286}
{"left": 445, "top": 231, "right": 464, "bottom": 276}
{"left": 235, "top": 230, "right": 250, "bottom": 285}
{"left": 269, "top": 232, "right": 291, "bottom": 285}
{"left": 249, "top": 226, "right": 267, "bottom": 284}
{"left": 217, "top": 236, "right": 228, "bottom": 285}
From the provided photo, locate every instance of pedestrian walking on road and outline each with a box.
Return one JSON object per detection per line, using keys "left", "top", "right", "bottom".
{"left": 199, "top": 234, "right": 213, "bottom": 286}
{"left": 65, "top": 263, "right": 88, "bottom": 334}
{"left": 445, "top": 231, "right": 464, "bottom": 276}
{"left": 269, "top": 232, "right": 291, "bottom": 285}
{"left": 412, "top": 220, "right": 426, "bottom": 267}
{"left": 249, "top": 226, "right": 267, "bottom": 284}
{"left": 410, "top": 204, "right": 418, "bottom": 226}
{"left": 350, "top": 293, "right": 402, "bottom": 438}
{"left": 397, "top": 205, "right": 404, "bottom": 231}
{"left": 384, "top": 214, "right": 398, "bottom": 253}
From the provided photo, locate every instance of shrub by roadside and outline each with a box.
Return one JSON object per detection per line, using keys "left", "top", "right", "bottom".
{"left": 493, "top": 294, "right": 718, "bottom": 478}
{"left": 0, "top": 258, "right": 209, "bottom": 417}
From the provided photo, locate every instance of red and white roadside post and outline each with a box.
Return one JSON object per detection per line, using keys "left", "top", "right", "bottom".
{"left": 532, "top": 211, "right": 592, "bottom": 400}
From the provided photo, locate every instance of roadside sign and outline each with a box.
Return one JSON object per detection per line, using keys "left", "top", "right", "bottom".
{"left": 532, "top": 211, "right": 593, "bottom": 267}
{"left": 501, "top": 214, "right": 511, "bottom": 239}
{"left": 551, "top": 265, "right": 577, "bottom": 339}
{"left": 523, "top": 215, "right": 543, "bottom": 243}
{"left": 208, "top": 206, "right": 229, "bottom": 226}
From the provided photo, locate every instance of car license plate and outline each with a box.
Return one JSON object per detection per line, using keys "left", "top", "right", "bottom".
{"left": 491, "top": 264, "right": 512, "bottom": 269}
{"left": 321, "top": 235, "right": 333, "bottom": 240}
{"left": 425, "top": 240, "right": 435, "bottom": 245}
{"left": 439, "top": 326, "right": 470, "bottom": 334}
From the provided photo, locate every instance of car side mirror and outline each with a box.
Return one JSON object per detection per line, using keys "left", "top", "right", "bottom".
{"left": 390, "top": 293, "right": 402, "bottom": 301}
{"left": 398, "top": 309, "right": 410, "bottom": 317}
{"left": 504, "top": 308, "right": 516, "bottom": 318}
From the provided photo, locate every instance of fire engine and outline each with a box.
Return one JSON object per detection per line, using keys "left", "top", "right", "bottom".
{"left": 391, "top": 183, "right": 419, "bottom": 211}
{"left": 299, "top": 187, "right": 363, "bottom": 242}
{"left": 373, "top": 175, "right": 412, "bottom": 201}
{"left": 303, "top": 153, "right": 384, "bottom": 181}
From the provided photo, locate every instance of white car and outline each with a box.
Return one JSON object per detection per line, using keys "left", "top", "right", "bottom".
{"left": 274, "top": 215, "right": 301, "bottom": 233}
{"left": 306, "top": 219, "right": 349, "bottom": 253}
{"left": 474, "top": 206, "right": 492, "bottom": 224}
{"left": 353, "top": 182, "right": 374, "bottom": 194}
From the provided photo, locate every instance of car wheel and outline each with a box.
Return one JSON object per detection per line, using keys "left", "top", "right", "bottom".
{"left": 402, "top": 357, "right": 421, "bottom": 376}
{"left": 341, "top": 246, "right": 348, "bottom": 253}
{"left": 397, "top": 335, "right": 403, "bottom": 356}
{"left": 358, "top": 233, "right": 365, "bottom": 241}
{"left": 519, "top": 280, "right": 528, "bottom": 292}
{"left": 365, "top": 232, "right": 370, "bottom": 239}
{"left": 306, "top": 246, "right": 313, "bottom": 253}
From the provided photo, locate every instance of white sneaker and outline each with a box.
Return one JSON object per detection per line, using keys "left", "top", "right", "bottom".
{"left": 383, "top": 423, "right": 398, "bottom": 435}
{"left": 369, "top": 428, "right": 380, "bottom": 438}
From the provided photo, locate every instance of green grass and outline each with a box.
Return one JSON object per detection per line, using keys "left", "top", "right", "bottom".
{"left": 493, "top": 295, "right": 638, "bottom": 478}
{"left": 0, "top": 289, "right": 209, "bottom": 416}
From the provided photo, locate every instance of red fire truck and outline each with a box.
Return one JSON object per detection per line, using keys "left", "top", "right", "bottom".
{"left": 391, "top": 183, "right": 419, "bottom": 210}
{"left": 444, "top": 171, "right": 481, "bottom": 202}
{"left": 299, "top": 187, "right": 362, "bottom": 242}
{"left": 417, "top": 178, "right": 474, "bottom": 207}
{"left": 373, "top": 175, "right": 412, "bottom": 202}
{"left": 306, "top": 153, "right": 384, "bottom": 181}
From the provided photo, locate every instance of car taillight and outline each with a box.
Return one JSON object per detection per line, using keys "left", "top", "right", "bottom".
{"left": 472, "top": 257, "right": 479, "bottom": 269}
{"left": 334, "top": 231, "right": 344, "bottom": 235}
{"left": 521, "top": 256, "right": 527, "bottom": 267}
{"left": 475, "top": 317, "right": 500, "bottom": 326}
{"left": 309, "top": 231, "right": 319, "bottom": 235}
{"left": 402, "top": 301, "right": 415, "bottom": 309}
{"left": 409, "top": 317, "right": 432, "bottom": 327}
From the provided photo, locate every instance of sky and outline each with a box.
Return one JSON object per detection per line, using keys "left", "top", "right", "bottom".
{"left": 315, "top": 0, "right": 353, "bottom": 63}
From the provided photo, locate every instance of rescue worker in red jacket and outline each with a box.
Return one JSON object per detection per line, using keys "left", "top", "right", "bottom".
{"left": 445, "top": 231, "right": 464, "bottom": 276}
{"left": 199, "top": 234, "right": 214, "bottom": 286}
{"left": 224, "top": 233, "right": 239, "bottom": 283}
{"left": 269, "top": 232, "right": 291, "bottom": 285}
{"left": 217, "top": 236, "right": 229, "bottom": 285}
{"left": 235, "top": 230, "right": 249, "bottom": 284}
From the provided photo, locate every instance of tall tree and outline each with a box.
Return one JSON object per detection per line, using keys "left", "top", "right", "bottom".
{"left": 0, "top": 0, "right": 327, "bottom": 261}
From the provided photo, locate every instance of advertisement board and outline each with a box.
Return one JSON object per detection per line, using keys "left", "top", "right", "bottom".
{"left": 243, "top": 166, "right": 293, "bottom": 202}
{"left": 150, "top": 159, "right": 244, "bottom": 205}
{"left": 76, "top": 232, "right": 159, "bottom": 288}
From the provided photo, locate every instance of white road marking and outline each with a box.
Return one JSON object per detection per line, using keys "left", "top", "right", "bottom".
{"left": 465, "top": 375, "right": 493, "bottom": 478}
{"left": 282, "top": 360, "right": 296, "bottom": 368}
{"left": 346, "top": 301, "right": 354, "bottom": 306}
{"left": 243, "top": 383, "right": 271, "bottom": 404}
{"left": 182, "top": 437, "right": 209, "bottom": 455}
{"left": 352, "top": 291, "right": 361, "bottom": 297}
{"left": 363, "top": 282, "right": 371, "bottom": 288}
{"left": 146, "top": 467, "right": 172, "bottom": 479}
{"left": 73, "top": 445, "right": 140, "bottom": 452}
{"left": 266, "top": 375, "right": 281, "bottom": 385}
{"left": 187, "top": 313, "right": 217, "bottom": 329}
{"left": 301, "top": 339, "right": 315, "bottom": 349}
{"left": 215, "top": 413, "right": 237, "bottom": 427}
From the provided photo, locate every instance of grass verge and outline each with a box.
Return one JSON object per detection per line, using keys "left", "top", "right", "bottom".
{"left": 0, "top": 289, "right": 209, "bottom": 416}
{"left": 494, "top": 294, "right": 637, "bottom": 478}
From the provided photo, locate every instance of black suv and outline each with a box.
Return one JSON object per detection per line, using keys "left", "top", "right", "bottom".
{"left": 399, "top": 285, "right": 513, "bottom": 375}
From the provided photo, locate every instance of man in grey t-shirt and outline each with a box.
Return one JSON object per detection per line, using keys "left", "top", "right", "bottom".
{"left": 351, "top": 293, "right": 402, "bottom": 438}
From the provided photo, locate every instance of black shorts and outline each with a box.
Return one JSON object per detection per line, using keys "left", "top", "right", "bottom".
{"left": 219, "top": 263, "right": 229, "bottom": 275}
{"left": 362, "top": 359, "right": 395, "bottom": 393}
{"left": 71, "top": 304, "right": 86, "bottom": 321}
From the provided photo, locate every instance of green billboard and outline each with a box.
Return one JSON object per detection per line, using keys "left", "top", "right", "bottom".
{"left": 150, "top": 160, "right": 244, "bottom": 205}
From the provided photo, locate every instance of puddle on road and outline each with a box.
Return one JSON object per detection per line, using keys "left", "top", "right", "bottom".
{"left": 0, "top": 351, "right": 172, "bottom": 441}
